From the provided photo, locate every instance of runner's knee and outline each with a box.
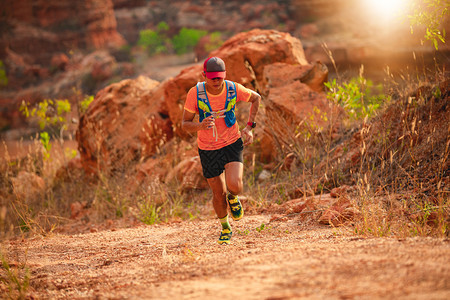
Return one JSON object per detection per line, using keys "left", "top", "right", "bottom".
{"left": 227, "top": 178, "right": 243, "bottom": 195}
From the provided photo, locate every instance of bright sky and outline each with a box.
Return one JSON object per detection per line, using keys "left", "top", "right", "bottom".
{"left": 364, "top": 0, "right": 407, "bottom": 20}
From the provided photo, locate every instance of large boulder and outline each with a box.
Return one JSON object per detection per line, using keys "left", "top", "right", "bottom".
{"left": 163, "top": 29, "right": 311, "bottom": 139}
{"left": 263, "top": 61, "right": 330, "bottom": 128}
{"left": 76, "top": 76, "right": 172, "bottom": 174}
{"left": 165, "top": 156, "right": 208, "bottom": 191}
{"left": 260, "top": 59, "right": 338, "bottom": 162}
{"left": 265, "top": 80, "right": 329, "bottom": 125}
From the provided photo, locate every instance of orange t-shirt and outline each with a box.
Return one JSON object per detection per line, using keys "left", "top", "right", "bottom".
{"left": 184, "top": 81, "right": 252, "bottom": 150}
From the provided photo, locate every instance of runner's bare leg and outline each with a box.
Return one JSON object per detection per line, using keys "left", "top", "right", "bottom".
{"left": 224, "top": 161, "right": 243, "bottom": 196}
{"left": 207, "top": 173, "right": 227, "bottom": 218}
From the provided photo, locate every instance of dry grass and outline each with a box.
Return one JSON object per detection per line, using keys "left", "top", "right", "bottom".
{"left": 0, "top": 131, "right": 210, "bottom": 241}
{"left": 0, "top": 249, "right": 30, "bottom": 300}
{"left": 245, "top": 59, "right": 449, "bottom": 238}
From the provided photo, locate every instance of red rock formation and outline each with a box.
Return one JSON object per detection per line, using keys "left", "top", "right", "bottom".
{"left": 135, "top": 138, "right": 205, "bottom": 191}
{"left": 0, "top": 1, "right": 128, "bottom": 131}
{"left": 163, "top": 29, "right": 311, "bottom": 140}
{"left": 76, "top": 76, "right": 171, "bottom": 174}
{"left": 50, "top": 53, "right": 69, "bottom": 71}
{"left": 165, "top": 156, "right": 208, "bottom": 191}
{"left": 261, "top": 59, "right": 338, "bottom": 162}
{"left": 318, "top": 195, "right": 360, "bottom": 226}
{"left": 0, "top": 0, "right": 125, "bottom": 69}
{"left": 76, "top": 29, "right": 332, "bottom": 178}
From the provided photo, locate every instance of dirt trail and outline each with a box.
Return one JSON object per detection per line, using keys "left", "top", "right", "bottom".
{"left": 3, "top": 214, "right": 450, "bottom": 299}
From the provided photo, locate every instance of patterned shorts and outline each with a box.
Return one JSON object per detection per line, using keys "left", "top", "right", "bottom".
{"left": 198, "top": 138, "right": 244, "bottom": 179}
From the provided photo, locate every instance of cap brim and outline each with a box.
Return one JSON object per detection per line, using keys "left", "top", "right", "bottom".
{"left": 205, "top": 71, "right": 226, "bottom": 79}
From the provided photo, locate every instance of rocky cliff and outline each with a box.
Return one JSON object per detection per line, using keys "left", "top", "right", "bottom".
{"left": 1, "top": 0, "right": 125, "bottom": 63}
{"left": 0, "top": 0, "right": 129, "bottom": 133}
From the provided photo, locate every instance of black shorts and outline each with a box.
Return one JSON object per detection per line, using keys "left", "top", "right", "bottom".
{"left": 198, "top": 138, "right": 244, "bottom": 179}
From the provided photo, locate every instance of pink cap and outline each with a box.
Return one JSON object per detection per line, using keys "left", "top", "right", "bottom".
{"left": 203, "top": 57, "right": 226, "bottom": 79}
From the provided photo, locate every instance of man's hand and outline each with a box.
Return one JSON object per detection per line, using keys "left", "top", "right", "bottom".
{"left": 201, "top": 115, "right": 215, "bottom": 130}
{"left": 241, "top": 126, "right": 254, "bottom": 146}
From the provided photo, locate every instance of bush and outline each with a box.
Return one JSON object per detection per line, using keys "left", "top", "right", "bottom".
{"left": 137, "top": 25, "right": 216, "bottom": 56}
{"left": 325, "top": 75, "right": 387, "bottom": 120}
{"left": 80, "top": 95, "right": 94, "bottom": 114}
{"left": 137, "top": 22, "right": 170, "bottom": 55}
{"left": 204, "top": 31, "right": 224, "bottom": 53}
{"left": 172, "top": 28, "right": 208, "bottom": 55}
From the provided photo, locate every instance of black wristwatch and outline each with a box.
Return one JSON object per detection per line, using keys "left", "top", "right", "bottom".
{"left": 247, "top": 122, "right": 256, "bottom": 128}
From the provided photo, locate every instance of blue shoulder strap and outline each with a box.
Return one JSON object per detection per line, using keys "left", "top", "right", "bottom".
{"left": 225, "top": 80, "right": 236, "bottom": 103}
{"left": 224, "top": 80, "right": 237, "bottom": 127}
{"left": 196, "top": 82, "right": 212, "bottom": 122}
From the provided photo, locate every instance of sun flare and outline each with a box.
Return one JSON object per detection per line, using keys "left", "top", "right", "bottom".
{"left": 365, "top": 0, "right": 407, "bottom": 19}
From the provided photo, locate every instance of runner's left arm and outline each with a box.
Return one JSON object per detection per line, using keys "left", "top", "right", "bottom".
{"left": 241, "top": 90, "right": 261, "bottom": 146}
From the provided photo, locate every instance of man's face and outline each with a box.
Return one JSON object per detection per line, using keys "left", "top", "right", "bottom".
{"left": 205, "top": 76, "right": 225, "bottom": 91}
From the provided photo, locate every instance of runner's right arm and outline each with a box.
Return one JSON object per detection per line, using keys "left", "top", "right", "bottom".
{"left": 182, "top": 109, "right": 214, "bottom": 133}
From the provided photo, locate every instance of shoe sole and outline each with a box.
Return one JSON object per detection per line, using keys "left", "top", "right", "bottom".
{"left": 230, "top": 211, "right": 243, "bottom": 221}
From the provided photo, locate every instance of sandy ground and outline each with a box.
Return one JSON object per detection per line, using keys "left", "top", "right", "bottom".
{"left": 3, "top": 214, "right": 450, "bottom": 300}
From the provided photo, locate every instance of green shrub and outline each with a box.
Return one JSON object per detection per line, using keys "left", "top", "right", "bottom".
{"left": 156, "top": 21, "right": 169, "bottom": 32}
{"left": 80, "top": 95, "right": 94, "bottom": 114}
{"left": 325, "top": 76, "right": 387, "bottom": 120}
{"left": 138, "top": 201, "right": 161, "bottom": 225}
{"left": 137, "top": 24, "right": 217, "bottom": 56}
{"left": 20, "top": 99, "right": 71, "bottom": 131}
{"left": 19, "top": 99, "right": 72, "bottom": 160}
{"left": 138, "top": 29, "right": 166, "bottom": 54}
{"left": 137, "top": 22, "right": 170, "bottom": 55}
{"left": 172, "top": 28, "right": 208, "bottom": 55}
{"left": 204, "top": 31, "right": 224, "bottom": 52}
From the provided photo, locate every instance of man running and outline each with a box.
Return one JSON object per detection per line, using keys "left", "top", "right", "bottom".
{"left": 181, "top": 56, "right": 261, "bottom": 244}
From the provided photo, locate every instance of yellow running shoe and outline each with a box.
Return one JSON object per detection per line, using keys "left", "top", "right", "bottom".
{"left": 218, "top": 228, "right": 232, "bottom": 245}
{"left": 227, "top": 194, "right": 243, "bottom": 221}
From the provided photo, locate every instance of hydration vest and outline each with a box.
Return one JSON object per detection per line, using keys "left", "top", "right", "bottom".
{"left": 196, "top": 80, "right": 237, "bottom": 128}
